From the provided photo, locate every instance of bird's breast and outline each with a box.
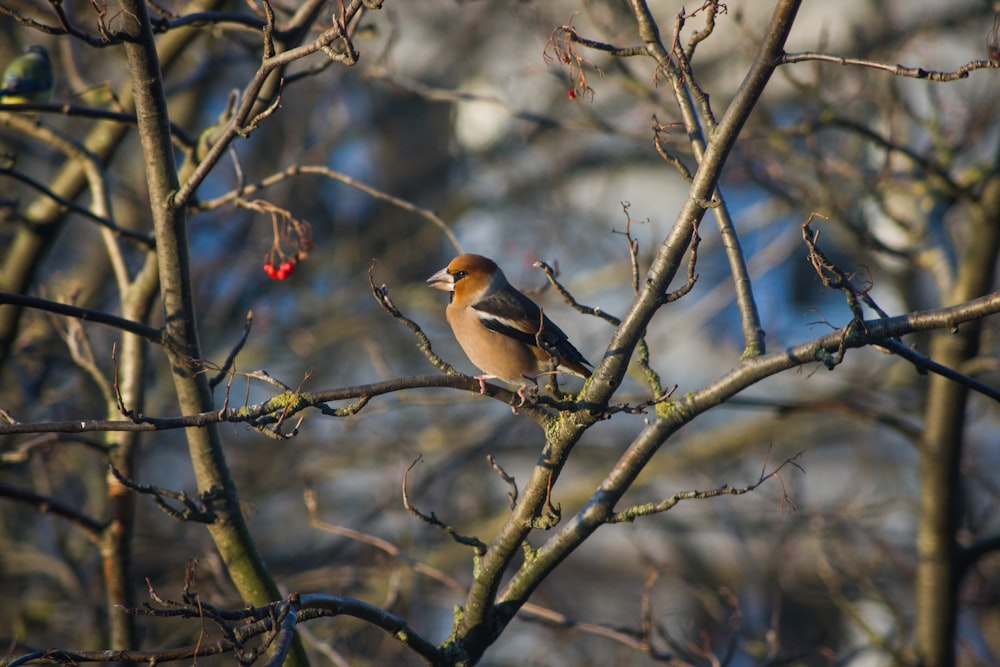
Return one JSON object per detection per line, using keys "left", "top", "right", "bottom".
{"left": 446, "top": 304, "right": 544, "bottom": 383}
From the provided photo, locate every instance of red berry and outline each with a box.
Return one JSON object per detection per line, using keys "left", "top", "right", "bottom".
{"left": 567, "top": 89, "right": 577, "bottom": 99}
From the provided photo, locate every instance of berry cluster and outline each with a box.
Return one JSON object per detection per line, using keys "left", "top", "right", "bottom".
{"left": 263, "top": 259, "right": 296, "bottom": 281}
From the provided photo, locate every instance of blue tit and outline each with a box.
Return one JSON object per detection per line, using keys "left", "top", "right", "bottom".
{"left": 1, "top": 45, "right": 54, "bottom": 104}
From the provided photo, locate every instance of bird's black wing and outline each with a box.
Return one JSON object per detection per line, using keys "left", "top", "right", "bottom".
{"left": 473, "top": 289, "right": 591, "bottom": 368}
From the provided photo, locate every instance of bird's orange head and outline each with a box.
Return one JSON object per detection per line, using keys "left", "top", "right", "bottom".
{"left": 426, "top": 254, "right": 507, "bottom": 302}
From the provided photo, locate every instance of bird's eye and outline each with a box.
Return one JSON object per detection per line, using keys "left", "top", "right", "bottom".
{"left": 452, "top": 270, "right": 467, "bottom": 280}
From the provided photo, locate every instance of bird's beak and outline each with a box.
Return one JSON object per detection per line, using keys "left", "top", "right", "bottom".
{"left": 426, "top": 266, "right": 454, "bottom": 291}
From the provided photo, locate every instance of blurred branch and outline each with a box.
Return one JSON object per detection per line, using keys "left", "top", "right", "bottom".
{"left": 109, "top": 465, "right": 216, "bottom": 523}
{"left": 816, "top": 534, "right": 907, "bottom": 662}
{"left": 375, "top": 67, "right": 651, "bottom": 139}
{"left": 0, "top": 291, "right": 163, "bottom": 343}
{"left": 822, "top": 116, "right": 965, "bottom": 197}
{"left": 625, "top": 0, "right": 766, "bottom": 358}
{"left": 57, "top": 318, "right": 116, "bottom": 407}
{"left": 5, "top": 592, "right": 443, "bottom": 667}
{"left": 174, "top": 1, "right": 375, "bottom": 207}
{"left": 0, "top": 110, "right": 123, "bottom": 287}
{"left": 727, "top": 396, "right": 922, "bottom": 441}
{"left": 118, "top": 3, "right": 309, "bottom": 663}
{"left": 610, "top": 451, "right": 804, "bottom": 522}
{"left": 779, "top": 51, "right": 1000, "bottom": 81}
{"left": 0, "top": 0, "right": 231, "bottom": 368}
{"left": 802, "top": 215, "right": 1000, "bottom": 402}
{"left": 0, "top": 433, "right": 111, "bottom": 463}
{"left": 960, "top": 533, "right": 1000, "bottom": 574}
{"left": 517, "top": 602, "right": 684, "bottom": 661}
{"left": 916, "top": 174, "right": 1000, "bottom": 667}
{"left": 0, "top": 160, "right": 155, "bottom": 248}
{"left": 0, "top": 482, "right": 106, "bottom": 539}
{"left": 304, "top": 482, "right": 469, "bottom": 593}
{"left": 6, "top": 280, "right": 990, "bottom": 435}
{"left": 0, "top": 2, "right": 110, "bottom": 45}
{"left": 0, "top": 103, "right": 197, "bottom": 147}
{"left": 402, "top": 457, "right": 488, "bottom": 554}
{"left": 200, "top": 165, "right": 462, "bottom": 255}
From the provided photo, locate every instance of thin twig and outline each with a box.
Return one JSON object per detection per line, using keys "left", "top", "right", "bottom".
{"left": 402, "top": 457, "right": 488, "bottom": 554}
{"left": 487, "top": 454, "right": 519, "bottom": 509}
{"left": 368, "top": 260, "right": 457, "bottom": 375}
{"left": 780, "top": 51, "right": 1000, "bottom": 82}
{"left": 199, "top": 164, "right": 462, "bottom": 254}
{"left": 109, "top": 465, "right": 217, "bottom": 523}
{"left": 304, "top": 483, "right": 468, "bottom": 593}
{"left": 609, "top": 451, "right": 804, "bottom": 522}
{"left": 0, "top": 481, "right": 107, "bottom": 539}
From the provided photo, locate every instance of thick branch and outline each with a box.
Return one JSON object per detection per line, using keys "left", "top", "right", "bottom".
{"left": 916, "top": 175, "right": 1000, "bottom": 667}
{"left": 119, "top": 3, "right": 310, "bottom": 665}
{"left": 496, "top": 293, "right": 1000, "bottom": 627}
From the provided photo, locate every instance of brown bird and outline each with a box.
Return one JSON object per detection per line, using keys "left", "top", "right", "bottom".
{"left": 427, "top": 254, "right": 591, "bottom": 402}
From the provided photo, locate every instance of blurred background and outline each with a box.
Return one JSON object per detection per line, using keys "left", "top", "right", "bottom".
{"left": 2, "top": 0, "right": 999, "bottom": 665}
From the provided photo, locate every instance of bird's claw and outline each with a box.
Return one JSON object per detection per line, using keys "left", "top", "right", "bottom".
{"left": 516, "top": 384, "right": 531, "bottom": 406}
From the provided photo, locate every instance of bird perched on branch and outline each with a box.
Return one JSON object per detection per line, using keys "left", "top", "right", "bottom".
{"left": 427, "top": 254, "right": 592, "bottom": 403}
{"left": 1, "top": 45, "right": 53, "bottom": 105}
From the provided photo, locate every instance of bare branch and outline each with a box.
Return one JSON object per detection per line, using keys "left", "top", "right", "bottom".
{"left": 487, "top": 454, "right": 519, "bottom": 509}
{"left": 0, "top": 161, "right": 155, "bottom": 247}
{"left": 779, "top": 51, "right": 1000, "bottom": 82}
{"left": 0, "top": 482, "right": 106, "bottom": 539}
{"left": 402, "top": 457, "right": 488, "bottom": 554}
{"left": 199, "top": 164, "right": 462, "bottom": 254}
{"left": 609, "top": 451, "right": 804, "bottom": 522}
{"left": 208, "top": 311, "right": 254, "bottom": 389}
{"left": 369, "top": 261, "right": 457, "bottom": 375}
{"left": 109, "top": 465, "right": 217, "bottom": 523}
{"left": 802, "top": 215, "right": 1000, "bottom": 402}
{"left": 304, "top": 482, "right": 468, "bottom": 593}
{"left": 534, "top": 260, "right": 620, "bottom": 326}
{"left": 0, "top": 292, "right": 163, "bottom": 343}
